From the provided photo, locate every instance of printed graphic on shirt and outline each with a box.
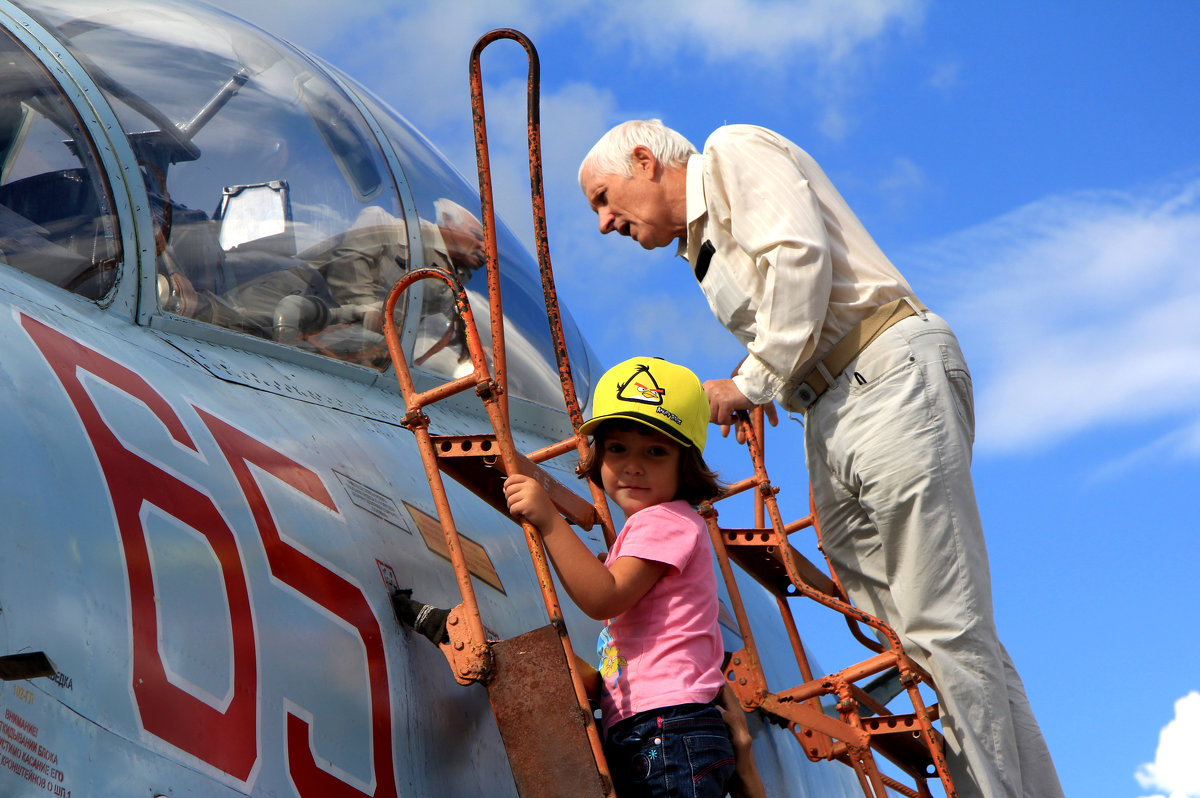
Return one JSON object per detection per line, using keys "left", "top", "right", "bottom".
{"left": 616, "top": 363, "right": 665, "bottom": 406}
{"left": 597, "top": 621, "right": 625, "bottom": 685}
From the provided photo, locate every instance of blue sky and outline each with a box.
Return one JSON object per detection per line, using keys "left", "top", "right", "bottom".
{"left": 209, "top": 2, "right": 1199, "bottom": 795}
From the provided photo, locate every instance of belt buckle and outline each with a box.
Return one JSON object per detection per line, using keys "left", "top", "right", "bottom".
{"left": 792, "top": 381, "right": 820, "bottom": 410}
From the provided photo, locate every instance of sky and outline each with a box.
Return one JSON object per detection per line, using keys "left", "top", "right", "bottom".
{"left": 205, "top": 2, "right": 1200, "bottom": 796}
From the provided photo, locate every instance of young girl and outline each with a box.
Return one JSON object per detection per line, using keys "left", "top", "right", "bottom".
{"left": 504, "top": 356, "right": 737, "bottom": 798}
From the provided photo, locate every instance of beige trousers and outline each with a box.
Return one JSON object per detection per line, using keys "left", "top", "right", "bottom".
{"left": 804, "top": 312, "right": 1063, "bottom": 798}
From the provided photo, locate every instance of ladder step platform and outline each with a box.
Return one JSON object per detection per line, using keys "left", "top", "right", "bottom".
{"left": 754, "top": 675, "right": 947, "bottom": 789}
{"left": 719, "top": 527, "right": 838, "bottom": 597}
{"left": 861, "top": 713, "right": 945, "bottom": 782}
{"left": 429, "top": 433, "right": 598, "bottom": 530}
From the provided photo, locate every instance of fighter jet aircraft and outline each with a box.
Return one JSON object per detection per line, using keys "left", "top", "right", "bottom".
{"left": 0, "top": 1, "right": 944, "bottom": 796}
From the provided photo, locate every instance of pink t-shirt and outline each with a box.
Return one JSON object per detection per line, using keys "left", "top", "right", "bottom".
{"left": 596, "top": 500, "right": 725, "bottom": 731}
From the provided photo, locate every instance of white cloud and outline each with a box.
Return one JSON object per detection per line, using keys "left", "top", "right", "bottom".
{"left": 586, "top": 0, "right": 926, "bottom": 143}
{"left": 217, "top": 0, "right": 925, "bottom": 149}
{"left": 209, "top": 1, "right": 564, "bottom": 131}
{"left": 907, "top": 175, "right": 1200, "bottom": 456}
{"left": 1183, "top": 419, "right": 1200, "bottom": 458}
{"left": 927, "top": 61, "right": 961, "bottom": 91}
{"left": 877, "top": 157, "right": 928, "bottom": 214}
{"left": 593, "top": 0, "right": 925, "bottom": 65}
{"left": 262, "top": 0, "right": 924, "bottom": 70}
{"left": 604, "top": 290, "right": 742, "bottom": 367}
{"left": 1083, "top": 420, "right": 1200, "bottom": 485}
{"left": 1136, "top": 692, "right": 1200, "bottom": 798}
{"left": 818, "top": 107, "right": 852, "bottom": 142}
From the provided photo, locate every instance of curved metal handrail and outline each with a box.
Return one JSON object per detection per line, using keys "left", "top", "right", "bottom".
{"left": 468, "top": 29, "right": 616, "bottom": 546}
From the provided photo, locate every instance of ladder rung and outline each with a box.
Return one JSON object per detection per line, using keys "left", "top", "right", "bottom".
{"left": 430, "top": 434, "right": 598, "bottom": 530}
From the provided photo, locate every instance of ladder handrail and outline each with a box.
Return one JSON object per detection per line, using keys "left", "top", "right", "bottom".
{"left": 467, "top": 37, "right": 613, "bottom": 783}
{"left": 466, "top": 31, "right": 508, "bottom": 424}
{"left": 468, "top": 28, "right": 617, "bottom": 548}
{"left": 382, "top": 263, "right": 578, "bottom": 658}
{"left": 382, "top": 266, "right": 495, "bottom": 683}
{"left": 744, "top": 408, "right": 888, "bottom": 653}
{"left": 470, "top": 28, "right": 576, "bottom": 428}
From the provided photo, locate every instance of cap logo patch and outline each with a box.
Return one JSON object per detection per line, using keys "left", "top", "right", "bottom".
{"left": 584, "top": 355, "right": 706, "bottom": 451}
{"left": 616, "top": 364, "right": 665, "bottom": 406}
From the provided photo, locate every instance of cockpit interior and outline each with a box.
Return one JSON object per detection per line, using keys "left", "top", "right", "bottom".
{"left": 0, "top": 0, "right": 592, "bottom": 407}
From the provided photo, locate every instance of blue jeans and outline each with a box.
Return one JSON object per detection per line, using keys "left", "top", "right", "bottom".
{"left": 604, "top": 702, "right": 735, "bottom": 798}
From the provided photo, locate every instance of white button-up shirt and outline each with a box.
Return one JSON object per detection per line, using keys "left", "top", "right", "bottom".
{"left": 680, "top": 125, "right": 912, "bottom": 409}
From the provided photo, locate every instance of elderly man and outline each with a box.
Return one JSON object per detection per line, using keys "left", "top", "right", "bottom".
{"left": 579, "top": 119, "right": 1063, "bottom": 798}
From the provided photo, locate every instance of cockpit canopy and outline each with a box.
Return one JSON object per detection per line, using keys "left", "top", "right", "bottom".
{"left": 0, "top": 0, "right": 592, "bottom": 407}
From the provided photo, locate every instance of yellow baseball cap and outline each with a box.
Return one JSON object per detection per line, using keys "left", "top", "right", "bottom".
{"left": 579, "top": 356, "right": 709, "bottom": 452}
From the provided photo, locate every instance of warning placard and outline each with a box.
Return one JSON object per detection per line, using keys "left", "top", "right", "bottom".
{"left": 1, "top": 707, "right": 69, "bottom": 797}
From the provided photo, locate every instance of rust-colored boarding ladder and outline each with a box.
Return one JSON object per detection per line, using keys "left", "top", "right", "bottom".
{"left": 703, "top": 410, "right": 958, "bottom": 798}
{"left": 383, "top": 25, "right": 959, "bottom": 798}
{"left": 382, "top": 29, "right": 617, "bottom": 798}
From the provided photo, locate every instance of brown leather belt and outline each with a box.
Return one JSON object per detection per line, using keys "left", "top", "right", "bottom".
{"left": 789, "top": 296, "right": 928, "bottom": 409}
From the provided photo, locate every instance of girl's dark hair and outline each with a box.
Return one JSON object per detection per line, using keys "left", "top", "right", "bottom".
{"left": 580, "top": 419, "right": 723, "bottom": 505}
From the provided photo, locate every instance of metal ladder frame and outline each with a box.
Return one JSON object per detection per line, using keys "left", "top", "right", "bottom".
{"left": 702, "top": 410, "right": 957, "bottom": 797}
{"left": 380, "top": 28, "right": 617, "bottom": 798}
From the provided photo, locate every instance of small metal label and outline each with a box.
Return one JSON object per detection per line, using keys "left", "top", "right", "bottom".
{"left": 334, "top": 470, "right": 408, "bottom": 530}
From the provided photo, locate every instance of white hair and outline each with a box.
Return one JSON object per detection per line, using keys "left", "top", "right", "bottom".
{"left": 578, "top": 119, "right": 697, "bottom": 187}
{"left": 433, "top": 198, "right": 481, "bottom": 232}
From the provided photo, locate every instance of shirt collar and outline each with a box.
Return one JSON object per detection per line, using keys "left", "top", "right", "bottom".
{"left": 678, "top": 152, "right": 706, "bottom": 260}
